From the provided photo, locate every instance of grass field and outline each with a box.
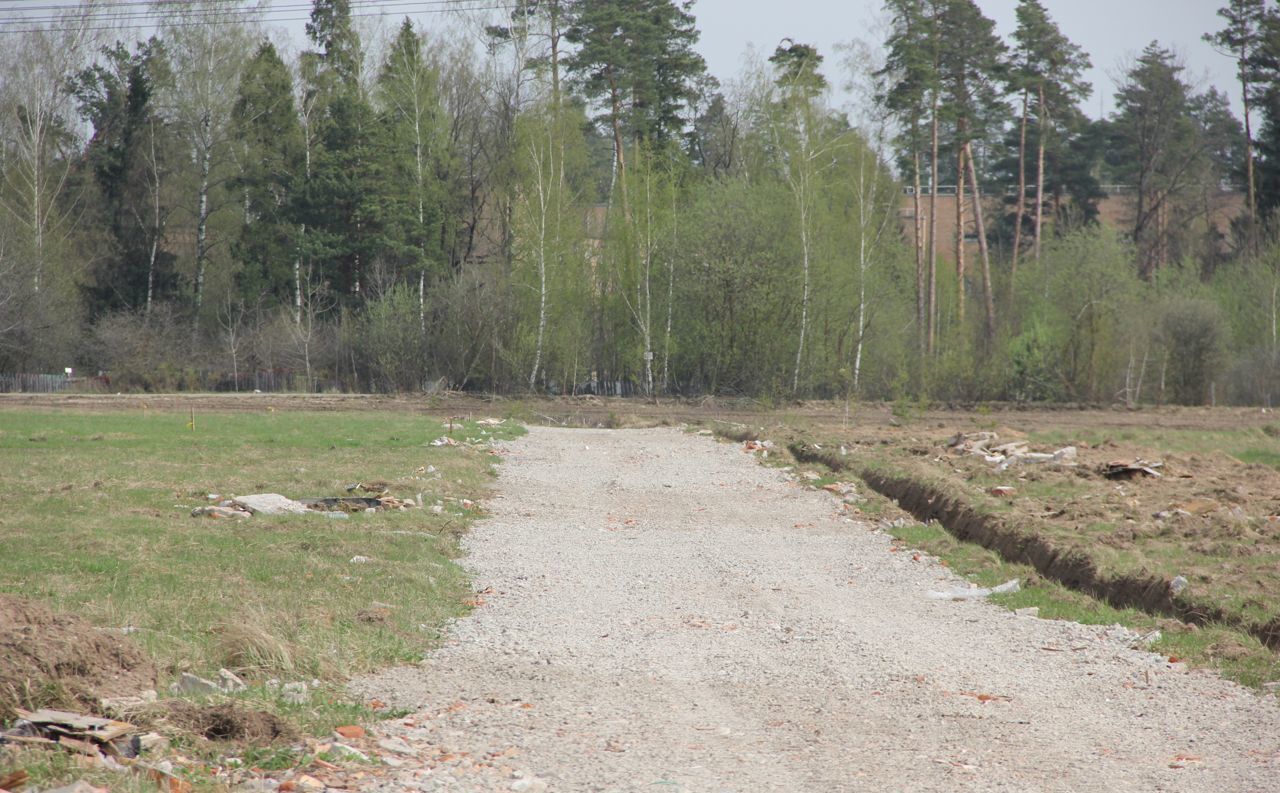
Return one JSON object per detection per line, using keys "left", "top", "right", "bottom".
{"left": 0, "top": 402, "right": 522, "bottom": 706}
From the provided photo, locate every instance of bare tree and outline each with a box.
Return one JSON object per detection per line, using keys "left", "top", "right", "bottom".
{"left": 0, "top": 2, "right": 99, "bottom": 294}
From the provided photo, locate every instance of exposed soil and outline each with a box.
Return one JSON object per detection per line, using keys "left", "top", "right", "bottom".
{"left": 161, "top": 701, "right": 297, "bottom": 744}
{"left": 3, "top": 392, "right": 1278, "bottom": 434}
{"left": 0, "top": 594, "right": 156, "bottom": 721}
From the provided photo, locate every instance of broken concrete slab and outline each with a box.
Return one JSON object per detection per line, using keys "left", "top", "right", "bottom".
{"left": 229, "top": 494, "right": 310, "bottom": 515}
{"left": 170, "top": 672, "right": 220, "bottom": 696}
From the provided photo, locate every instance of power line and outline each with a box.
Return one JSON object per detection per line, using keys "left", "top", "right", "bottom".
{"left": 0, "top": 0, "right": 480, "bottom": 23}
{"left": 0, "top": 0, "right": 513, "bottom": 34}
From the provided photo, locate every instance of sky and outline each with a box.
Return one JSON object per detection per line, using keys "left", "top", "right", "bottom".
{"left": 690, "top": 0, "right": 1240, "bottom": 119}
{"left": 0, "top": 0, "right": 1243, "bottom": 120}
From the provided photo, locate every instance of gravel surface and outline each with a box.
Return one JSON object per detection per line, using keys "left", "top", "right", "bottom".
{"left": 348, "top": 427, "right": 1280, "bottom": 792}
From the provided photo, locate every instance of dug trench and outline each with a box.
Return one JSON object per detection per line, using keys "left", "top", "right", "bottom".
{"left": 786, "top": 442, "right": 1280, "bottom": 653}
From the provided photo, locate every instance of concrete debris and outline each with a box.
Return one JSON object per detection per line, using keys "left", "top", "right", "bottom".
{"left": 948, "top": 431, "right": 1078, "bottom": 472}
{"left": 927, "top": 579, "right": 1020, "bottom": 601}
{"left": 430, "top": 436, "right": 459, "bottom": 447}
{"left": 230, "top": 494, "right": 310, "bottom": 515}
{"left": 377, "top": 736, "right": 416, "bottom": 756}
{"left": 217, "top": 668, "right": 247, "bottom": 693}
{"left": 324, "top": 742, "right": 370, "bottom": 763}
{"left": 195, "top": 491, "right": 423, "bottom": 520}
{"left": 281, "top": 682, "right": 309, "bottom": 705}
{"left": 170, "top": 672, "right": 221, "bottom": 696}
{"left": 1102, "top": 459, "right": 1164, "bottom": 480}
{"left": 99, "top": 690, "right": 158, "bottom": 714}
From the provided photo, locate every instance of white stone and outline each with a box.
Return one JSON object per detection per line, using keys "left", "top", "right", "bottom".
{"left": 218, "top": 668, "right": 247, "bottom": 693}
{"left": 281, "top": 682, "right": 309, "bottom": 705}
{"left": 231, "top": 494, "right": 309, "bottom": 515}
{"left": 327, "top": 743, "right": 370, "bottom": 763}
{"left": 377, "top": 737, "right": 416, "bottom": 756}
{"left": 170, "top": 672, "right": 220, "bottom": 696}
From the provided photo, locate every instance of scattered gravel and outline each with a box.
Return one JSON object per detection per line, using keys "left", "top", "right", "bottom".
{"left": 348, "top": 427, "right": 1280, "bottom": 791}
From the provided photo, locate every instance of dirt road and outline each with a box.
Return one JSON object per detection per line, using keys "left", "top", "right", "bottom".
{"left": 350, "top": 427, "right": 1280, "bottom": 791}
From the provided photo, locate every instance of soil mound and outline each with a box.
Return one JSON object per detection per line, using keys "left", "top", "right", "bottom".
{"left": 0, "top": 594, "right": 157, "bottom": 721}
{"left": 164, "top": 701, "right": 297, "bottom": 743}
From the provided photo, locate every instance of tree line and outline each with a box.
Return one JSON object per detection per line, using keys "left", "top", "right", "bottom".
{"left": 2, "top": 0, "right": 1279, "bottom": 405}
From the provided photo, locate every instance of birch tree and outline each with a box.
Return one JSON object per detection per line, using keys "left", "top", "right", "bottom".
{"left": 0, "top": 3, "right": 99, "bottom": 294}
{"left": 768, "top": 41, "right": 845, "bottom": 393}
{"left": 159, "top": 1, "right": 260, "bottom": 317}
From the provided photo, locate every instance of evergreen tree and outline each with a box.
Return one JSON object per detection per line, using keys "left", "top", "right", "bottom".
{"left": 564, "top": 0, "right": 707, "bottom": 204}
{"left": 372, "top": 19, "right": 453, "bottom": 326}
{"left": 231, "top": 41, "right": 303, "bottom": 307}
{"left": 935, "top": 0, "right": 1006, "bottom": 346}
{"left": 296, "top": 0, "right": 377, "bottom": 301}
{"left": 1110, "top": 43, "right": 1232, "bottom": 278}
{"left": 1008, "top": 0, "right": 1090, "bottom": 274}
{"left": 879, "top": 0, "right": 937, "bottom": 356}
{"left": 73, "top": 39, "right": 182, "bottom": 318}
{"left": 1204, "top": 0, "right": 1267, "bottom": 244}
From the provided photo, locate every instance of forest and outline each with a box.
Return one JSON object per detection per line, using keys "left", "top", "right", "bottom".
{"left": 0, "top": 0, "right": 1278, "bottom": 404}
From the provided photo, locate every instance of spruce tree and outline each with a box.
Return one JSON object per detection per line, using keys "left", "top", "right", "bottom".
{"left": 231, "top": 41, "right": 303, "bottom": 308}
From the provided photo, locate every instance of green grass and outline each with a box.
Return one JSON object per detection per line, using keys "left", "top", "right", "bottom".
{"left": 875, "top": 517, "right": 1280, "bottom": 688}
{"left": 0, "top": 408, "right": 523, "bottom": 685}
{"left": 1031, "top": 425, "right": 1280, "bottom": 470}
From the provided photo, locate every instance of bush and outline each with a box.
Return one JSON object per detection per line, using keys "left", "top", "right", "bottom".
{"left": 1157, "top": 298, "right": 1227, "bottom": 405}
{"left": 91, "top": 306, "right": 195, "bottom": 391}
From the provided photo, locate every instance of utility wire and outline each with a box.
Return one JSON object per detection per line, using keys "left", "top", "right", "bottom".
{"left": 0, "top": 0, "right": 514, "bottom": 34}
{"left": 0, "top": 0, "right": 483, "bottom": 23}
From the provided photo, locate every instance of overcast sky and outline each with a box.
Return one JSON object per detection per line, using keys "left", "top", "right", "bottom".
{"left": 690, "top": 0, "right": 1239, "bottom": 119}
{"left": 0, "top": 0, "right": 1242, "bottom": 120}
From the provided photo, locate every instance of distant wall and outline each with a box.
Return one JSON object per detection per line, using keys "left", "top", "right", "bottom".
{"left": 899, "top": 190, "right": 1245, "bottom": 262}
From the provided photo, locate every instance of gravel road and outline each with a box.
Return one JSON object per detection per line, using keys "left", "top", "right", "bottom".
{"left": 349, "top": 427, "right": 1280, "bottom": 791}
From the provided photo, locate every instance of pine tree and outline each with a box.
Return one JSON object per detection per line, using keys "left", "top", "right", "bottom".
{"left": 1110, "top": 43, "right": 1221, "bottom": 278}
{"left": 564, "top": 0, "right": 707, "bottom": 208}
{"left": 1204, "top": 0, "right": 1267, "bottom": 249}
{"left": 879, "top": 0, "right": 934, "bottom": 357}
{"left": 296, "top": 0, "right": 377, "bottom": 301}
{"left": 1008, "top": 0, "right": 1090, "bottom": 276}
{"left": 935, "top": 0, "right": 1006, "bottom": 346}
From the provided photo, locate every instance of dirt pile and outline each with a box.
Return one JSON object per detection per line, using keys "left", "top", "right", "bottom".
{"left": 0, "top": 594, "right": 156, "bottom": 721}
{"left": 163, "top": 701, "right": 297, "bottom": 743}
